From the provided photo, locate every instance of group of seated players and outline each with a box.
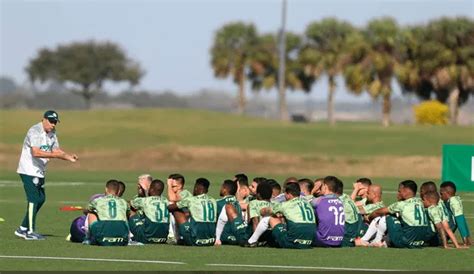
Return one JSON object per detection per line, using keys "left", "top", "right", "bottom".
{"left": 67, "top": 173, "right": 471, "bottom": 249}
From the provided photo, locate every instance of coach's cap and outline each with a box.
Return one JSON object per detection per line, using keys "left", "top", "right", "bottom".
{"left": 43, "top": 110, "right": 60, "bottom": 123}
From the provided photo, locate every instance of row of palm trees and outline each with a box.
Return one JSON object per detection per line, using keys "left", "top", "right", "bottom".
{"left": 210, "top": 17, "right": 473, "bottom": 126}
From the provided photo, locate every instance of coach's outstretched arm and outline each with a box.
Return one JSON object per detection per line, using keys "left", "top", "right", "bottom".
{"left": 31, "top": 147, "right": 78, "bottom": 162}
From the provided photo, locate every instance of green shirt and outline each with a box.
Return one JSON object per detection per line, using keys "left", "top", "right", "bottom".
{"left": 179, "top": 189, "right": 192, "bottom": 200}
{"left": 447, "top": 196, "right": 464, "bottom": 217}
{"left": 88, "top": 194, "right": 129, "bottom": 222}
{"left": 248, "top": 200, "right": 272, "bottom": 219}
{"left": 303, "top": 195, "right": 314, "bottom": 202}
{"left": 273, "top": 197, "right": 315, "bottom": 224}
{"left": 427, "top": 205, "right": 443, "bottom": 225}
{"left": 339, "top": 193, "right": 360, "bottom": 224}
{"left": 130, "top": 195, "right": 170, "bottom": 223}
{"left": 388, "top": 197, "right": 428, "bottom": 227}
{"left": 216, "top": 195, "right": 241, "bottom": 216}
{"left": 177, "top": 193, "right": 217, "bottom": 223}
{"left": 363, "top": 201, "right": 385, "bottom": 215}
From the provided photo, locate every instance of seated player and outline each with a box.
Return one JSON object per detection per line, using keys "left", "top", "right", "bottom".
{"left": 336, "top": 177, "right": 365, "bottom": 247}
{"left": 128, "top": 179, "right": 170, "bottom": 244}
{"left": 369, "top": 180, "right": 431, "bottom": 248}
{"left": 440, "top": 181, "right": 471, "bottom": 246}
{"left": 135, "top": 174, "right": 152, "bottom": 198}
{"left": 311, "top": 176, "right": 345, "bottom": 247}
{"left": 243, "top": 181, "right": 275, "bottom": 247}
{"left": 355, "top": 184, "right": 386, "bottom": 246}
{"left": 249, "top": 177, "right": 266, "bottom": 199}
{"left": 68, "top": 193, "right": 105, "bottom": 243}
{"left": 166, "top": 173, "right": 192, "bottom": 242}
{"left": 420, "top": 181, "right": 455, "bottom": 231}
{"left": 298, "top": 178, "right": 315, "bottom": 202}
{"left": 215, "top": 180, "right": 247, "bottom": 245}
{"left": 422, "top": 191, "right": 463, "bottom": 248}
{"left": 311, "top": 178, "right": 324, "bottom": 198}
{"left": 234, "top": 173, "right": 251, "bottom": 219}
{"left": 269, "top": 179, "right": 282, "bottom": 200}
{"left": 268, "top": 183, "right": 316, "bottom": 249}
{"left": 351, "top": 178, "right": 372, "bottom": 206}
{"left": 168, "top": 178, "right": 217, "bottom": 246}
{"left": 85, "top": 179, "right": 130, "bottom": 246}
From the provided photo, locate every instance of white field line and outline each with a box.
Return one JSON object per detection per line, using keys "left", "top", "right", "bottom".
{"left": 0, "top": 255, "right": 185, "bottom": 265}
{"left": 206, "top": 263, "right": 403, "bottom": 271}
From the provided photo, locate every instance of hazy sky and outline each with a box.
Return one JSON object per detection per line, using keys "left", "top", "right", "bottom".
{"left": 1, "top": 0, "right": 473, "bottom": 102}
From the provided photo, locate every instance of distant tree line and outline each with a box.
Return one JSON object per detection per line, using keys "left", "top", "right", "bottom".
{"left": 210, "top": 17, "right": 474, "bottom": 126}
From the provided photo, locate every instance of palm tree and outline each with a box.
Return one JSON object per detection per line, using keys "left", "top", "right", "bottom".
{"left": 303, "top": 18, "right": 355, "bottom": 125}
{"left": 210, "top": 22, "right": 258, "bottom": 114}
{"left": 248, "top": 32, "right": 315, "bottom": 119}
{"left": 344, "top": 18, "right": 400, "bottom": 127}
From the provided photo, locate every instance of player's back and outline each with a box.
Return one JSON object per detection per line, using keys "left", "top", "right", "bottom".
{"left": 138, "top": 196, "right": 170, "bottom": 224}
{"left": 89, "top": 195, "right": 128, "bottom": 222}
{"left": 312, "top": 194, "right": 345, "bottom": 246}
{"left": 388, "top": 197, "right": 431, "bottom": 244}
{"left": 276, "top": 197, "right": 315, "bottom": 244}
{"left": 217, "top": 195, "right": 241, "bottom": 216}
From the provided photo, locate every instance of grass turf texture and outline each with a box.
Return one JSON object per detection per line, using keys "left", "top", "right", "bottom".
{"left": 0, "top": 109, "right": 473, "bottom": 270}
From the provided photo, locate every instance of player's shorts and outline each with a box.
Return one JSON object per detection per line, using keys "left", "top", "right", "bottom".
{"left": 69, "top": 215, "right": 87, "bottom": 243}
{"left": 129, "top": 215, "right": 169, "bottom": 244}
{"left": 271, "top": 223, "right": 314, "bottom": 249}
{"left": 178, "top": 219, "right": 216, "bottom": 246}
{"left": 221, "top": 216, "right": 250, "bottom": 245}
{"left": 386, "top": 216, "right": 427, "bottom": 248}
{"left": 90, "top": 220, "right": 129, "bottom": 246}
{"left": 341, "top": 221, "right": 360, "bottom": 247}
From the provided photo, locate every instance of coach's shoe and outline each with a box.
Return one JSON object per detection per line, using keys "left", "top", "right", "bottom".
{"left": 14, "top": 228, "right": 28, "bottom": 239}
{"left": 24, "top": 232, "right": 46, "bottom": 240}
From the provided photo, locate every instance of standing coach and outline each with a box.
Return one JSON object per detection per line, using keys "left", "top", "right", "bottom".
{"left": 14, "top": 110, "right": 78, "bottom": 240}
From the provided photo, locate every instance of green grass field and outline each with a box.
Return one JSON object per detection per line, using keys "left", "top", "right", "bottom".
{"left": 0, "top": 109, "right": 473, "bottom": 271}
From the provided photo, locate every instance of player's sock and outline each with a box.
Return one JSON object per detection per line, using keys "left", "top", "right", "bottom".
{"left": 215, "top": 209, "right": 228, "bottom": 241}
{"left": 361, "top": 217, "right": 379, "bottom": 243}
{"left": 373, "top": 216, "right": 387, "bottom": 243}
{"left": 248, "top": 216, "right": 270, "bottom": 244}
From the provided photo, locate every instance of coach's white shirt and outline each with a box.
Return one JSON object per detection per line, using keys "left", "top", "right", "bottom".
{"left": 17, "top": 122, "right": 59, "bottom": 178}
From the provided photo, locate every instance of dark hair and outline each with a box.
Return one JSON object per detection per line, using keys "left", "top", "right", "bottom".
{"left": 420, "top": 181, "right": 437, "bottom": 193}
{"left": 357, "top": 178, "right": 372, "bottom": 186}
{"left": 267, "top": 179, "right": 281, "bottom": 192}
{"left": 168, "top": 173, "right": 185, "bottom": 185}
{"left": 285, "top": 182, "right": 301, "bottom": 197}
{"left": 440, "top": 181, "right": 456, "bottom": 193}
{"left": 106, "top": 179, "right": 120, "bottom": 194}
{"left": 399, "top": 180, "right": 417, "bottom": 195}
{"left": 222, "top": 179, "right": 238, "bottom": 196}
{"left": 234, "top": 173, "right": 249, "bottom": 187}
{"left": 298, "top": 178, "right": 314, "bottom": 193}
{"left": 196, "top": 177, "right": 210, "bottom": 191}
{"left": 324, "top": 176, "right": 342, "bottom": 193}
{"left": 423, "top": 191, "right": 440, "bottom": 203}
{"left": 117, "top": 181, "right": 126, "bottom": 197}
{"left": 149, "top": 179, "right": 165, "bottom": 196}
{"left": 252, "top": 177, "right": 267, "bottom": 185}
{"left": 257, "top": 181, "right": 273, "bottom": 200}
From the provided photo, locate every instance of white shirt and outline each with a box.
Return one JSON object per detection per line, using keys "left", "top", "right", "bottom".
{"left": 17, "top": 122, "right": 59, "bottom": 178}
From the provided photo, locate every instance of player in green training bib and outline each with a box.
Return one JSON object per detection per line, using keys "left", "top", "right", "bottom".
{"left": 86, "top": 179, "right": 130, "bottom": 246}
{"left": 370, "top": 180, "right": 431, "bottom": 248}
{"left": 168, "top": 178, "right": 217, "bottom": 246}
{"left": 129, "top": 179, "right": 170, "bottom": 244}
{"left": 440, "top": 181, "right": 471, "bottom": 246}
{"left": 269, "top": 183, "right": 316, "bottom": 249}
{"left": 215, "top": 180, "right": 248, "bottom": 245}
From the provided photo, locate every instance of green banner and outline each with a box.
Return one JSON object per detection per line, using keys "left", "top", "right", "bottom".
{"left": 441, "top": 144, "right": 474, "bottom": 192}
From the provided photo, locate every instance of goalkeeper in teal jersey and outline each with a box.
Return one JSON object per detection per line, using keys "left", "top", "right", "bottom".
{"left": 86, "top": 179, "right": 130, "bottom": 246}
{"left": 440, "top": 181, "right": 471, "bottom": 246}
{"left": 268, "top": 183, "right": 316, "bottom": 249}
{"left": 128, "top": 179, "right": 170, "bottom": 244}
{"left": 168, "top": 178, "right": 217, "bottom": 246}
{"left": 215, "top": 180, "right": 248, "bottom": 245}
{"left": 370, "top": 180, "right": 431, "bottom": 248}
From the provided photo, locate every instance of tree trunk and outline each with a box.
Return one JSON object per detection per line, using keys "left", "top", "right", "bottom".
{"left": 237, "top": 68, "right": 246, "bottom": 115}
{"left": 328, "top": 76, "right": 336, "bottom": 126}
{"left": 382, "top": 92, "right": 391, "bottom": 127}
{"left": 279, "top": 84, "right": 289, "bottom": 121}
{"left": 82, "top": 88, "right": 92, "bottom": 110}
{"left": 448, "top": 87, "right": 460, "bottom": 125}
